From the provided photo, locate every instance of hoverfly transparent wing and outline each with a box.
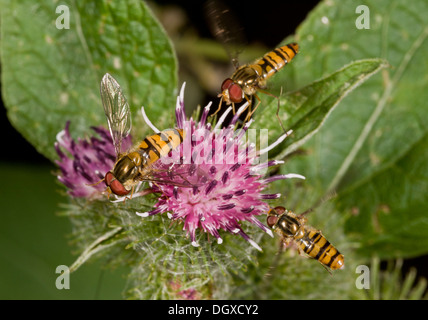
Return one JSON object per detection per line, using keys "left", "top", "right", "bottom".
{"left": 204, "top": 0, "right": 247, "bottom": 69}
{"left": 100, "top": 73, "right": 131, "bottom": 157}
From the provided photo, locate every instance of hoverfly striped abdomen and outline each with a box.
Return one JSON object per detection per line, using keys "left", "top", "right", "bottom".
{"left": 297, "top": 229, "right": 344, "bottom": 271}
{"left": 138, "top": 129, "right": 185, "bottom": 166}
{"left": 256, "top": 43, "right": 299, "bottom": 81}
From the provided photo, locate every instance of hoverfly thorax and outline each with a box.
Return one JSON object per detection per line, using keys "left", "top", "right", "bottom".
{"left": 278, "top": 215, "right": 301, "bottom": 238}
{"left": 113, "top": 154, "right": 138, "bottom": 181}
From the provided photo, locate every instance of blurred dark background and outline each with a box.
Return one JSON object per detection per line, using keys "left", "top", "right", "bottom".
{"left": 1, "top": 0, "right": 427, "bottom": 296}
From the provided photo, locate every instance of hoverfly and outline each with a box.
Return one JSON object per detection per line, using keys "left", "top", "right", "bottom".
{"left": 100, "top": 73, "right": 187, "bottom": 197}
{"left": 218, "top": 43, "right": 299, "bottom": 128}
{"left": 205, "top": 1, "right": 299, "bottom": 130}
{"left": 267, "top": 206, "right": 344, "bottom": 271}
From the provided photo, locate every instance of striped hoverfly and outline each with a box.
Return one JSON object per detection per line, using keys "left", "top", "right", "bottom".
{"left": 205, "top": 1, "right": 299, "bottom": 130}
{"left": 100, "top": 73, "right": 188, "bottom": 197}
{"left": 267, "top": 206, "right": 344, "bottom": 271}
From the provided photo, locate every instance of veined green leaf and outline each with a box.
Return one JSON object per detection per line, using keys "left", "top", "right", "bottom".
{"left": 255, "top": 58, "right": 388, "bottom": 158}
{"left": 0, "top": 0, "right": 177, "bottom": 161}
{"left": 282, "top": 0, "right": 428, "bottom": 258}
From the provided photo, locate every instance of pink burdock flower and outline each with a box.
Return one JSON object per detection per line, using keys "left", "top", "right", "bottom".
{"left": 55, "top": 121, "right": 132, "bottom": 198}
{"left": 134, "top": 83, "right": 305, "bottom": 250}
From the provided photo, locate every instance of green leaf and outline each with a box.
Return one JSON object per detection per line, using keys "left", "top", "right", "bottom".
{"left": 255, "top": 58, "right": 388, "bottom": 158}
{"left": 282, "top": 0, "right": 428, "bottom": 258}
{"left": 0, "top": 0, "right": 177, "bottom": 161}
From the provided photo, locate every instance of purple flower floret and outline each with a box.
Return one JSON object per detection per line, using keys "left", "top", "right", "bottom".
{"left": 55, "top": 121, "right": 131, "bottom": 198}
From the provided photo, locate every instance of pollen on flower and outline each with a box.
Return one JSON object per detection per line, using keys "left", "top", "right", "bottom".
{"left": 134, "top": 82, "right": 305, "bottom": 251}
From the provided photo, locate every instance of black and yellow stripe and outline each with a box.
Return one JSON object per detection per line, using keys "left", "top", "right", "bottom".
{"left": 229, "top": 42, "right": 299, "bottom": 88}
{"left": 255, "top": 43, "right": 299, "bottom": 80}
{"left": 137, "top": 129, "right": 184, "bottom": 165}
{"left": 298, "top": 229, "right": 344, "bottom": 270}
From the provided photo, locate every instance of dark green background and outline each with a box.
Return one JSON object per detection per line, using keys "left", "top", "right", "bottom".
{"left": 0, "top": 162, "right": 129, "bottom": 299}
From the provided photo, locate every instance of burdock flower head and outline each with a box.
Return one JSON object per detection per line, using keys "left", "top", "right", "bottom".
{"left": 55, "top": 121, "right": 131, "bottom": 198}
{"left": 132, "top": 83, "right": 305, "bottom": 250}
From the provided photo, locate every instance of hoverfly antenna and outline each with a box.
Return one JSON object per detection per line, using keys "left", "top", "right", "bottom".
{"left": 86, "top": 178, "right": 105, "bottom": 187}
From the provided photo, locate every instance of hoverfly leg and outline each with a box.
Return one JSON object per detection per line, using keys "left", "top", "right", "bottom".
{"left": 106, "top": 188, "right": 112, "bottom": 200}
{"left": 128, "top": 186, "right": 135, "bottom": 200}
{"left": 210, "top": 95, "right": 224, "bottom": 119}
{"left": 244, "top": 94, "right": 259, "bottom": 123}
{"left": 255, "top": 88, "right": 287, "bottom": 132}
{"left": 118, "top": 186, "right": 134, "bottom": 204}
{"left": 151, "top": 181, "right": 163, "bottom": 192}
{"left": 176, "top": 173, "right": 193, "bottom": 186}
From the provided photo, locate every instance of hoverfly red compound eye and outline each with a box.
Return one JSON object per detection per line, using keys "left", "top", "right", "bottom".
{"left": 228, "top": 84, "right": 243, "bottom": 103}
{"left": 266, "top": 215, "right": 278, "bottom": 228}
{"left": 110, "top": 180, "right": 130, "bottom": 196}
{"left": 221, "top": 78, "right": 243, "bottom": 103}
{"left": 105, "top": 172, "right": 130, "bottom": 196}
{"left": 221, "top": 78, "right": 234, "bottom": 91}
{"left": 105, "top": 172, "right": 114, "bottom": 187}
{"left": 274, "top": 206, "right": 286, "bottom": 215}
